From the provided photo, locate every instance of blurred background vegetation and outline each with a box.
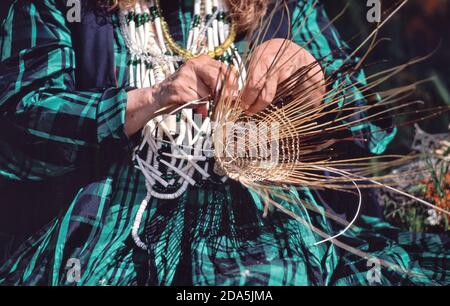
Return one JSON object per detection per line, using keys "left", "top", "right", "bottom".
{"left": 325, "top": 0, "right": 450, "bottom": 231}
{"left": 324, "top": 0, "right": 450, "bottom": 153}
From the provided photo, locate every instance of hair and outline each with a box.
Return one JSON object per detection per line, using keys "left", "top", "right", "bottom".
{"left": 97, "top": 0, "right": 268, "bottom": 32}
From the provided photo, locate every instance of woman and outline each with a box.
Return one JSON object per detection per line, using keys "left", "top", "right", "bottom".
{"left": 0, "top": 0, "right": 447, "bottom": 285}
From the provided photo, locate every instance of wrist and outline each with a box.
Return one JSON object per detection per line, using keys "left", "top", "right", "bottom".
{"left": 144, "top": 86, "right": 163, "bottom": 117}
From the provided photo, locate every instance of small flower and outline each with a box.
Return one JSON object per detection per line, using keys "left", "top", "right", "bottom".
{"left": 425, "top": 209, "right": 442, "bottom": 226}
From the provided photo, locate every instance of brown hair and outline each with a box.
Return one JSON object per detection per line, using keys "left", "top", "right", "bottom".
{"left": 98, "top": 0, "right": 268, "bottom": 32}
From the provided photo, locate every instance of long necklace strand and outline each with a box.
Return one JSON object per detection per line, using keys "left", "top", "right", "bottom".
{"left": 119, "top": 0, "right": 243, "bottom": 250}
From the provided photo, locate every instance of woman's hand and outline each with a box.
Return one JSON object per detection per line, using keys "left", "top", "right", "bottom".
{"left": 125, "top": 55, "right": 236, "bottom": 136}
{"left": 154, "top": 55, "right": 236, "bottom": 108}
{"left": 241, "top": 38, "right": 326, "bottom": 115}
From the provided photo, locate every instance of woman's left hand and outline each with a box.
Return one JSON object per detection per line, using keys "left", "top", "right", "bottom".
{"left": 241, "top": 38, "right": 326, "bottom": 115}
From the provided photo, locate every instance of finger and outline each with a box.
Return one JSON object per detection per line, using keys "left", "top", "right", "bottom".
{"left": 165, "top": 83, "right": 205, "bottom": 109}
{"left": 240, "top": 61, "right": 268, "bottom": 110}
{"left": 194, "top": 63, "right": 235, "bottom": 117}
{"left": 190, "top": 76, "right": 211, "bottom": 101}
{"left": 241, "top": 75, "right": 266, "bottom": 111}
{"left": 192, "top": 55, "right": 230, "bottom": 94}
{"left": 246, "top": 77, "right": 278, "bottom": 115}
{"left": 220, "top": 65, "right": 239, "bottom": 99}
{"left": 190, "top": 77, "right": 210, "bottom": 118}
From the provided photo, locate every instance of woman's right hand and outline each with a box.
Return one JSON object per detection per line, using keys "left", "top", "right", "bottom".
{"left": 125, "top": 55, "right": 236, "bottom": 136}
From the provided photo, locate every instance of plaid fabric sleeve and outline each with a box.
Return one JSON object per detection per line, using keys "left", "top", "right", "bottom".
{"left": 291, "top": 0, "right": 397, "bottom": 154}
{"left": 0, "top": 0, "right": 130, "bottom": 181}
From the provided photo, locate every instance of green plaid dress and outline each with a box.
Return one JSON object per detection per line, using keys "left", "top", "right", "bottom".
{"left": 0, "top": 0, "right": 448, "bottom": 285}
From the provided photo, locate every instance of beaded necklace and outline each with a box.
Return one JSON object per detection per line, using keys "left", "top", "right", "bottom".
{"left": 155, "top": 0, "right": 237, "bottom": 59}
{"left": 119, "top": 0, "right": 245, "bottom": 250}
